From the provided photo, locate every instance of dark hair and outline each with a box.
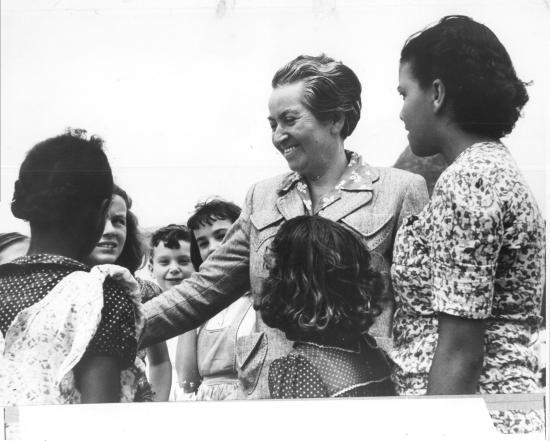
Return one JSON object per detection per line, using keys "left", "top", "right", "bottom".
{"left": 401, "top": 15, "right": 529, "bottom": 139}
{"left": 150, "top": 224, "right": 191, "bottom": 261}
{"left": 260, "top": 216, "right": 382, "bottom": 343}
{"left": 272, "top": 54, "right": 362, "bottom": 139}
{"left": 0, "top": 232, "right": 29, "bottom": 253}
{"left": 112, "top": 184, "right": 146, "bottom": 274}
{"left": 11, "top": 129, "right": 113, "bottom": 228}
{"left": 187, "top": 198, "right": 241, "bottom": 270}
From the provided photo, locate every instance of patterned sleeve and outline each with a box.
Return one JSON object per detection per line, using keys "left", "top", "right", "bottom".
{"left": 138, "top": 278, "right": 162, "bottom": 304}
{"left": 431, "top": 168, "right": 503, "bottom": 319}
{"left": 85, "top": 279, "right": 137, "bottom": 369}
{"left": 268, "top": 354, "right": 328, "bottom": 399}
{"left": 397, "top": 173, "right": 429, "bottom": 231}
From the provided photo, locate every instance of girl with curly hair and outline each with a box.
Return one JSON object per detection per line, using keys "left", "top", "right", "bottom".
{"left": 260, "top": 215, "right": 394, "bottom": 398}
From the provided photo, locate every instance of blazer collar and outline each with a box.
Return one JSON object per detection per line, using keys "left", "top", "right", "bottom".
{"left": 275, "top": 151, "right": 380, "bottom": 221}
{"left": 277, "top": 150, "right": 379, "bottom": 195}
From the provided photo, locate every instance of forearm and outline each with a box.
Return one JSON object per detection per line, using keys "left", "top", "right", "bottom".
{"left": 149, "top": 361, "right": 172, "bottom": 401}
{"left": 76, "top": 355, "right": 121, "bottom": 403}
{"left": 141, "top": 217, "right": 252, "bottom": 347}
{"left": 427, "top": 345, "right": 484, "bottom": 394}
{"left": 427, "top": 313, "right": 485, "bottom": 395}
{"left": 175, "top": 331, "right": 201, "bottom": 393}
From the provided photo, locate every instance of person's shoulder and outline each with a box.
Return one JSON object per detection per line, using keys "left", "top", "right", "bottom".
{"left": 250, "top": 172, "right": 295, "bottom": 193}
{"left": 373, "top": 166, "right": 427, "bottom": 195}
{"left": 376, "top": 166, "right": 425, "bottom": 183}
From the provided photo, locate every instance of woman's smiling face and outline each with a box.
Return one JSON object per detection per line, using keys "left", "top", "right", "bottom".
{"left": 268, "top": 81, "right": 338, "bottom": 178}
{"left": 87, "top": 194, "right": 127, "bottom": 265}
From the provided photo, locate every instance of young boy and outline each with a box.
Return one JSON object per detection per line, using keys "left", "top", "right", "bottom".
{"left": 149, "top": 224, "right": 194, "bottom": 290}
{"left": 148, "top": 224, "right": 194, "bottom": 401}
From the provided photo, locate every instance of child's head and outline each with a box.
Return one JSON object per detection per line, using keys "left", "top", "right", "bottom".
{"left": 260, "top": 215, "right": 382, "bottom": 343}
{"left": 149, "top": 224, "right": 193, "bottom": 290}
{"left": 11, "top": 128, "right": 113, "bottom": 260}
{"left": 187, "top": 198, "right": 241, "bottom": 270}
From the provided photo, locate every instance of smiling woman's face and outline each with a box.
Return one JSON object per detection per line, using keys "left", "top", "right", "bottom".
{"left": 87, "top": 194, "right": 128, "bottom": 265}
{"left": 268, "top": 81, "right": 338, "bottom": 179}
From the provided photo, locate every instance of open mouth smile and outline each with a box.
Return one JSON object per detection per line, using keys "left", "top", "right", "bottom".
{"left": 281, "top": 145, "right": 299, "bottom": 157}
{"left": 97, "top": 241, "right": 117, "bottom": 250}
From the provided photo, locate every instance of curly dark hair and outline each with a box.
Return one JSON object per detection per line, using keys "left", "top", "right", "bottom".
{"left": 259, "top": 215, "right": 383, "bottom": 343}
{"left": 400, "top": 15, "right": 529, "bottom": 139}
{"left": 272, "top": 54, "right": 362, "bottom": 139}
{"left": 11, "top": 128, "right": 113, "bottom": 228}
{"left": 187, "top": 198, "right": 241, "bottom": 270}
{"left": 150, "top": 224, "right": 191, "bottom": 261}
{"left": 112, "top": 184, "right": 146, "bottom": 274}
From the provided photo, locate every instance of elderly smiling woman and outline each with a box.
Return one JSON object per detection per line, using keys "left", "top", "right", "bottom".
{"left": 142, "top": 54, "right": 429, "bottom": 399}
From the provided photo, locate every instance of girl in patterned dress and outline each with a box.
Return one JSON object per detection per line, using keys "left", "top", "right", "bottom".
{"left": 260, "top": 215, "right": 394, "bottom": 398}
{"left": 0, "top": 130, "right": 140, "bottom": 405}
{"left": 392, "top": 15, "right": 545, "bottom": 434}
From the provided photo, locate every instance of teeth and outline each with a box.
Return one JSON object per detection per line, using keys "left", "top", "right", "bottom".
{"left": 283, "top": 146, "right": 297, "bottom": 156}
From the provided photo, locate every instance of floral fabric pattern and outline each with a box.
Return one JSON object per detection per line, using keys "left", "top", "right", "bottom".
{"left": 390, "top": 142, "right": 545, "bottom": 434}
{"left": 0, "top": 264, "right": 143, "bottom": 405}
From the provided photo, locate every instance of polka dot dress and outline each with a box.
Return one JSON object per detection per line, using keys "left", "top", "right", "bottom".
{"left": 0, "top": 254, "right": 136, "bottom": 368}
{"left": 268, "top": 335, "right": 395, "bottom": 399}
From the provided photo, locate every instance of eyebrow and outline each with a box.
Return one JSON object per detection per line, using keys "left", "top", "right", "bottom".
{"left": 267, "top": 109, "right": 297, "bottom": 121}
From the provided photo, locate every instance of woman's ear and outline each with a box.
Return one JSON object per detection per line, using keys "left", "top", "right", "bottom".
{"left": 431, "top": 79, "right": 446, "bottom": 114}
{"left": 330, "top": 112, "right": 346, "bottom": 136}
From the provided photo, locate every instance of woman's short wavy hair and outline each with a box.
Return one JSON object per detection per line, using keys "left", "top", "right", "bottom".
{"left": 112, "top": 184, "right": 146, "bottom": 274}
{"left": 272, "top": 54, "right": 362, "bottom": 139}
{"left": 11, "top": 128, "right": 113, "bottom": 228}
{"left": 401, "top": 15, "right": 529, "bottom": 139}
{"left": 260, "top": 215, "right": 382, "bottom": 343}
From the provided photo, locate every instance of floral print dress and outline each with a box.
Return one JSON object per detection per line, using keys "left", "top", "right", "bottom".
{"left": 0, "top": 255, "right": 142, "bottom": 405}
{"left": 390, "top": 142, "right": 545, "bottom": 434}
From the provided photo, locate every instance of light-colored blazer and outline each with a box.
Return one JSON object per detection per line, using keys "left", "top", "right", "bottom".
{"left": 142, "top": 157, "right": 428, "bottom": 399}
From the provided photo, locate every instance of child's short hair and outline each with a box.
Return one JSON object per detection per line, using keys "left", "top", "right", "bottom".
{"left": 187, "top": 198, "right": 241, "bottom": 270}
{"left": 260, "top": 215, "right": 382, "bottom": 343}
{"left": 187, "top": 198, "right": 241, "bottom": 230}
{"left": 150, "top": 224, "right": 191, "bottom": 261}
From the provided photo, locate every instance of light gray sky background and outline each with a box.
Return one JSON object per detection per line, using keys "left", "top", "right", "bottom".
{"left": 1, "top": 0, "right": 548, "bottom": 234}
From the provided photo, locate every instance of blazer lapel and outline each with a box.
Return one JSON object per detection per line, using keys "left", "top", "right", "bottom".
{"left": 276, "top": 190, "right": 306, "bottom": 220}
{"left": 319, "top": 190, "right": 374, "bottom": 222}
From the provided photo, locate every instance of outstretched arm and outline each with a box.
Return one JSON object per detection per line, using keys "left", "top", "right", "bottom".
{"left": 141, "top": 185, "right": 257, "bottom": 348}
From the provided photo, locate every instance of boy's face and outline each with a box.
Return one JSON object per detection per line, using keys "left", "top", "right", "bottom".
{"left": 150, "top": 240, "right": 194, "bottom": 290}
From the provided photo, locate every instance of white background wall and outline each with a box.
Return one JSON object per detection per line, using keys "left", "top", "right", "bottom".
{"left": 1, "top": 0, "right": 548, "bottom": 233}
